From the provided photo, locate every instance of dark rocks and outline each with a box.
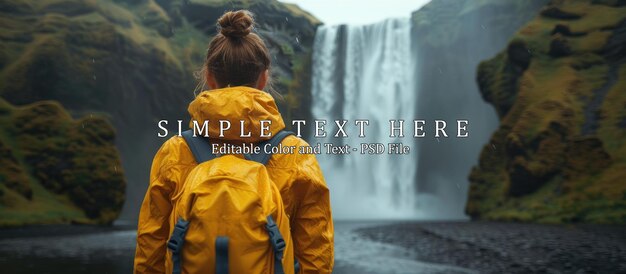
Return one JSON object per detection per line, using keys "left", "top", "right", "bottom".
{"left": 0, "top": 0, "right": 34, "bottom": 14}
{"left": 508, "top": 157, "right": 552, "bottom": 197}
{"left": 551, "top": 24, "right": 586, "bottom": 36}
{"left": 564, "top": 137, "right": 611, "bottom": 179}
{"left": 601, "top": 19, "right": 626, "bottom": 62}
{"left": 358, "top": 222, "right": 626, "bottom": 274}
{"left": 552, "top": 24, "right": 572, "bottom": 35}
{"left": 541, "top": 6, "right": 582, "bottom": 20}
{"left": 549, "top": 35, "right": 573, "bottom": 57}
{"left": 592, "top": 0, "right": 626, "bottom": 7}
{"left": 507, "top": 125, "right": 568, "bottom": 197}
{"left": 505, "top": 133, "right": 526, "bottom": 157}
{"left": 507, "top": 39, "right": 532, "bottom": 70}
{"left": 39, "top": 0, "right": 96, "bottom": 17}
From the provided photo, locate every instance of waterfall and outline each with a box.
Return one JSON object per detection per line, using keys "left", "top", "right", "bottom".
{"left": 311, "top": 18, "right": 422, "bottom": 219}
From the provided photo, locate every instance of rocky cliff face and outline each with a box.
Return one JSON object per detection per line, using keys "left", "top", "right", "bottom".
{"left": 0, "top": 99, "right": 125, "bottom": 226}
{"left": 467, "top": 0, "right": 626, "bottom": 223}
{"left": 0, "top": 0, "right": 320, "bottom": 222}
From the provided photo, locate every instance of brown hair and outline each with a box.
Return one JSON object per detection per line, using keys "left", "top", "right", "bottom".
{"left": 199, "top": 10, "right": 271, "bottom": 90}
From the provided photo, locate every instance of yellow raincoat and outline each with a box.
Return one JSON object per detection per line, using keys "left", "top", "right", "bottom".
{"left": 134, "top": 86, "right": 334, "bottom": 274}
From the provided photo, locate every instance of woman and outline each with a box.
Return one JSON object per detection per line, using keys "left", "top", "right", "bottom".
{"left": 133, "top": 10, "right": 334, "bottom": 274}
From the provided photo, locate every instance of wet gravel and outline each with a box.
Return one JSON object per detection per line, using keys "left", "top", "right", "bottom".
{"left": 357, "top": 222, "right": 626, "bottom": 274}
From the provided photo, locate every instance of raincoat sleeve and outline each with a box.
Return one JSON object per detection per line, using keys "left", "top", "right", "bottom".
{"left": 292, "top": 152, "right": 335, "bottom": 274}
{"left": 134, "top": 137, "right": 186, "bottom": 274}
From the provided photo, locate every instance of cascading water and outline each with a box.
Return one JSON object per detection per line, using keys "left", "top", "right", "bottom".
{"left": 311, "top": 18, "right": 422, "bottom": 219}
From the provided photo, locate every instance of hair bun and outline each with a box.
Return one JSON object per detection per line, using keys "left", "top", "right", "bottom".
{"left": 218, "top": 10, "right": 254, "bottom": 39}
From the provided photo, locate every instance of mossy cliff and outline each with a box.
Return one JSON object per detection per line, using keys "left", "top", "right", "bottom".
{"left": 467, "top": 0, "right": 626, "bottom": 223}
{"left": 0, "top": 99, "right": 125, "bottom": 226}
{"left": 0, "top": 0, "right": 320, "bottom": 221}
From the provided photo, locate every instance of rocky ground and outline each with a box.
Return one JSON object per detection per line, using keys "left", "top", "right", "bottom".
{"left": 358, "top": 222, "right": 626, "bottom": 274}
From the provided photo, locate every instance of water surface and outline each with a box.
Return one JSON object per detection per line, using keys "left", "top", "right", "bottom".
{"left": 0, "top": 221, "right": 474, "bottom": 274}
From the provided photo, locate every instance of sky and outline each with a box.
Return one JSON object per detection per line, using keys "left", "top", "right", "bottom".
{"left": 280, "top": 0, "right": 432, "bottom": 26}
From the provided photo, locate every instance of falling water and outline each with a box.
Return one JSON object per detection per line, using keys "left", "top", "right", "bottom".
{"left": 311, "top": 18, "right": 421, "bottom": 219}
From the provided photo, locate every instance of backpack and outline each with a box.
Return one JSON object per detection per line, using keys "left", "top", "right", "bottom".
{"left": 167, "top": 129, "right": 298, "bottom": 274}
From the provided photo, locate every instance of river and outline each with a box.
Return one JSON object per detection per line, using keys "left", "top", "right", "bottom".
{"left": 0, "top": 221, "right": 475, "bottom": 274}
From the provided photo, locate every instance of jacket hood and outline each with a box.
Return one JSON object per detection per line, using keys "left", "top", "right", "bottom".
{"left": 188, "top": 86, "right": 286, "bottom": 142}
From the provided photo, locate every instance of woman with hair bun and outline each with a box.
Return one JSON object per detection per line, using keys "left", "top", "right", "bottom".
{"left": 134, "top": 10, "right": 334, "bottom": 274}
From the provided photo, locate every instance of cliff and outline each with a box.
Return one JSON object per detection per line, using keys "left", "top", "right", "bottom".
{"left": 0, "top": 0, "right": 320, "bottom": 221}
{"left": 467, "top": 0, "right": 626, "bottom": 223}
{"left": 0, "top": 99, "right": 125, "bottom": 226}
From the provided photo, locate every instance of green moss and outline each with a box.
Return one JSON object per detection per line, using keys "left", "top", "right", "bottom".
{"left": 0, "top": 99, "right": 125, "bottom": 226}
{"left": 282, "top": 3, "right": 322, "bottom": 25}
{"left": 0, "top": 139, "right": 32, "bottom": 199}
{"left": 467, "top": 0, "right": 626, "bottom": 224}
{"left": 0, "top": 182, "right": 88, "bottom": 227}
{"left": 280, "top": 42, "right": 295, "bottom": 57}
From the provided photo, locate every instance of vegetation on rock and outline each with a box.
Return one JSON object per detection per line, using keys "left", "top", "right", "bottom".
{"left": 0, "top": 99, "right": 125, "bottom": 226}
{"left": 467, "top": 0, "right": 626, "bottom": 224}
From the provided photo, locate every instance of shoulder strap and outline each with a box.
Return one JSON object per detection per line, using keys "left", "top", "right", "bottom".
{"left": 167, "top": 218, "right": 190, "bottom": 274}
{"left": 182, "top": 129, "right": 294, "bottom": 165}
{"left": 265, "top": 215, "right": 286, "bottom": 274}
{"left": 215, "top": 236, "right": 229, "bottom": 274}
{"left": 245, "top": 130, "right": 294, "bottom": 165}
{"left": 181, "top": 129, "right": 217, "bottom": 163}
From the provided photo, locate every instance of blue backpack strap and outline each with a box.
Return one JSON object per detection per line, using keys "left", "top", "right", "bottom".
{"left": 215, "top": 236, "right": 229, "bottom": 274}
{"left": 265, "top": 215, "right": 286, "bottom": 274}
{"left": 167, "top": 218, "right": 190, "bottom": 274}
{"left": 294, "top": 258, "right": 301, "bottom": 273}
{"left": 246, "top": 130, "right": 294, "bottom": 165}
{"left": 181, "top": 129, "right": 217, "bottom": 163}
